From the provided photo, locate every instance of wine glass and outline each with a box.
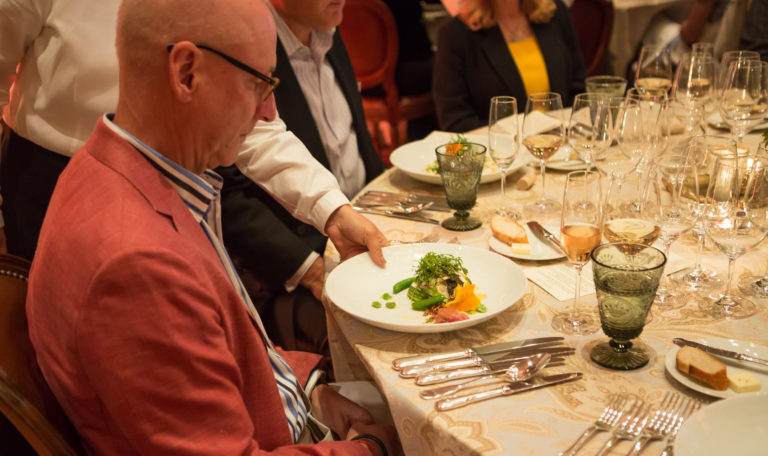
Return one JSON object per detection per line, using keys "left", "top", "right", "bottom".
{"left": 634, "top": 44, "right": 673, "bottom": 93}
{"left": 691, "top": 42, "right": 714, "bottom": 57}
{"left": 738, "top": 143, "right": 768, "bottom": 297}
{"left": 615, "top": 98, "right": 646, "bottom": 175}
{"left": 702, "top": 154, "right": 768, "bottom": 319}
{"left": 488, "top": 96, "right": 521, "bottom": 219}
{"left": 551, "top": 170, "right": 602, "bottom": 335}
{"left": 717, "top": 50, "right": 760, "bottom": 98}
{"left": 435, "top": 142, "right": 487, "bottom": 231}
{"left": 673, "top": 52, "right": 716, "bottom": 135}
{"left": 568, "top": 93, "right": 613, "bottom": 172}
{"left": 522, "top": 92, "right": 565, "bottom": 216}
{"left": 585, "top": 75, "right": 628, "bottom": 100}
{"left": 669, "top": 135, "right": 740, "bottom": 291}
{"left": 646, "top": 152, "right": 700, "bottom": 309}
{"left": 602, "top": 171, "right": 659, "bottom": 251}
{"left": 590, "top": 242, "right": 666, "bottom": 370}
{"left": 719, "top": 59, "right": 768, "bottom": 146}
{"left": 626, "top": 87, "right": 669, "bottom": 166}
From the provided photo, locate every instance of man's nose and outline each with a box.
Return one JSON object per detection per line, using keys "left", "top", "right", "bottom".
{"left": 256, "top": 93, "right": 277, "bottom": 122}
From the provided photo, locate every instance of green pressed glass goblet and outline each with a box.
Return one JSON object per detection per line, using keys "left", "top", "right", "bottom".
{"left": 590, "top": 242, "right": 666, "bottom": 370}
{"left": 436, "top": 142, "right": 486, "bottom": 231}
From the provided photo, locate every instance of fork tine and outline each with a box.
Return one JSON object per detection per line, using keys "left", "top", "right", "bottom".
{"left": 595, "top": 399, "right": 649, "bottom": 456}
{"left": 561, "top": 394, "right": 627, "bottom": 456}
{"left": 660, "top": 397, "right": 702, "bottom": 456}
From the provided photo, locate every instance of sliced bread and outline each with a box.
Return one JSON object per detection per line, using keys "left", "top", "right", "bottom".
{"left": 676, "top": 345, "right": 728, "bottom": 391}
{"left": 490, "top": 215, "right": 528, "bottom": 245}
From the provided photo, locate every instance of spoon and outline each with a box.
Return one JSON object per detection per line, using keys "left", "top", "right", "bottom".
{"left": 395, "top": 201, "right": 434, "bottom": 214}
{"left": 419, "top": 353, "right": 552, "bottom": 400}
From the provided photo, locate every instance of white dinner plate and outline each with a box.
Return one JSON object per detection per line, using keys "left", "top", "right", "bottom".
{"left": 674, "top": 394, "right": 768, "bottom": 456}
{"left": 664, "top": 337, "right": 768, "bottom": 399}
{"left": 325, "top": 243, "right": 527, "bottom": 333}
{"left": 389, "top": 132, "right": 530, "bottom": 185}
{"left": 707, "top": 112, "right": 768, "bottom": 132}
{"left": 488, "top": 223, "right": 566, "bottom": 261}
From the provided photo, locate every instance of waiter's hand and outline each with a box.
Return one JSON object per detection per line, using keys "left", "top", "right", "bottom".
{"left": 300, "top": 257, "right": 325, "bottom": 300}
{"left": 325, "top": 205, "right": 388, "bottom": 266}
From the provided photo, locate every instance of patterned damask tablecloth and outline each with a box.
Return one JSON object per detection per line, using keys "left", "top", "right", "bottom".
{"left": 321, "top": 139, "right": 768, "bottom": 455}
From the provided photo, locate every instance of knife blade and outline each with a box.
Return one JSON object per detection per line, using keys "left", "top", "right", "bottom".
{"left": 434, "top": 372, "right": 583, "bottom": 411}
{"left": 526, "top": 221, "right": 569, "bottom": 257}
{"left": 673, "top": 338, "right": 768, "bottom": 367}
{"left": 415, "top": 354, "right": 570, "bottom": 387}
{"left": 392, "top": 336, "right": 565, "bottom": 371}
{"left": 401, "top": 345, "right": 575, "bottom": 379}
{"left": 352, "top": 206, "right": 440, "bottom": 225}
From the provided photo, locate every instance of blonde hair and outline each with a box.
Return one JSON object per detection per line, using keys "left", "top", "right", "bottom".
{"left": 521, "top": 0, "right": 556, "bottom": 23}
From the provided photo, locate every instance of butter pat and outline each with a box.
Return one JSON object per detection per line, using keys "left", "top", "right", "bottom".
{"left": 510, "top": 242, "right": 530, "bottom": 255}
{"left": 727, "top": 372, "right": 761, "bottom": 393}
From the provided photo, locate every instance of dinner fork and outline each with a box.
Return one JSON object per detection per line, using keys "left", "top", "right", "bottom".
{"left": 560, "top": 394, "right": 628, "bottom": 456}
{"left": 626, "top": 391, "right": 681, "bottom": 456}
{"left": 659, "top": 396, "right": 702, "bottom": 456}
{"left": 595, "top": 399, "right": 650, "bottom": 456}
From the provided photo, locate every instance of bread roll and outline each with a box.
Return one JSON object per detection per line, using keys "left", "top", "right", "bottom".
{"left": 490, "top": 215, "right": 528, "bottom": 245}
{"left": 676, "top": 345, "right": 728, "bottom": 390}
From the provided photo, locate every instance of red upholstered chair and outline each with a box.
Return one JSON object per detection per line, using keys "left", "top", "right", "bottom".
{"left": 0, "top": 254, "right": 85, "bottom": 455}
{"left": 569, "top": 0, "right": 614, "bottom": 76}
{"left": 339, "top": 0, "right": 435, "bottom": 165}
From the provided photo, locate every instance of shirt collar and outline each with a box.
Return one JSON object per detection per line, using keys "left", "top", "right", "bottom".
{"left": 267, "top": 2, "right": 335, "bottom": 59}
{"left": 101, "top": 114, "right": 223, "bottom": 222}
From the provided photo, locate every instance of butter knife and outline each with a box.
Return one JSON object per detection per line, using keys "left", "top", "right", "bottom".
{"left": 527, "top": 221, "right": 568, "bottom": 257}
{"left": 434, "top": 372, "right": 583, "bottom": 411}
{"left": 673, "top": 338, "right": 768, "bottom": 367}
{"left": 352, "top": 206, "right": 440, "bottom": 225}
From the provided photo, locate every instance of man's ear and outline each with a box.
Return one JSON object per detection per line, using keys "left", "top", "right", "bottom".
{"left": 167, "top": 41, "right": 200, "bottom": 102}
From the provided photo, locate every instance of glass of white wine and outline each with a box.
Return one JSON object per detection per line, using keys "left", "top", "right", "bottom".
{"left": 603, "top": 171, "right": 660, "bottom": 250}
{"left": 634, "top": 44, "right": 673, "bottom": 93}
{"left": 522, "top": 92, "right": 565, "bottom": 216}
{"left": 552, "top": 170, "right": 603, "bottom": 335}
{"left": 488, "top": 96, "right": 521, "bottom": 219}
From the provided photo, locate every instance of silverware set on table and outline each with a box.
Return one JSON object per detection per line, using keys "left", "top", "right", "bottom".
{"left": 352, "top": 191, "right": 451, "bottom": 225}
{"left": 391, "top": 337, "right": 582, "bottom": 411}
{"left": 561, "top": 392, "right": 702, "bottom": 456}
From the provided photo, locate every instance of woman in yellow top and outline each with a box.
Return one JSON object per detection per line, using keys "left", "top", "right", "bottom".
{"left": 434, "top": 0, "right": 586, "bottom": 132}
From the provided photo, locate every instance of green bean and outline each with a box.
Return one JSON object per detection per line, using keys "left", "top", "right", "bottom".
{"left": 372, "top": 301, "right": 382, "bottom": 308}
{"left": 393, "top": 277, "right": 417, "bottom": 294}
{"left": 385, "top": 301, "right": 396, "bottom": 309}
{"left": 381, "top": 292, "right": 392, "bottom": 300}
{"left": 411, "top": 294, "right": 446, "bottom": 311}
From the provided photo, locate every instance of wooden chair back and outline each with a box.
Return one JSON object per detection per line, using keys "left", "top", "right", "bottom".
{"left": 570, "top": 0, "right": 614, "bottom": 76}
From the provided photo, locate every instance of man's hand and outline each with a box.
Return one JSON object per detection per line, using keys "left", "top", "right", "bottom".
{"left": 310, "top": 384, "right": 373, "bottom": 437}
{"left": 300, "top": 257, "right": 325, "bottom": 300}
{"left": 347, "top": 422, "right": 401, "bottom": 456}
{"left": 325, "top": 205, "right": 388, "bottom": 266}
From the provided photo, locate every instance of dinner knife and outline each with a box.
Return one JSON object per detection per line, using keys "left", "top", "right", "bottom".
{"left": 415, "top": 355, "right": 569, "bottom": 387}
{"left": 434, "top": 372, "right": 583, "bottom": 411}
{"left": 392, "top": 336, "right": 565, "bottom": 370}
{"left": 400, "top": 345, "right": 575, "bottom": 378}
{"left": 527, "top": 221, "right": 568, "bottom": 257}
{"left": 352, "top": 206, "right": 440, "bottom": 225}
{"left": 673, "top": 338, "right": 768, "bottom": 367}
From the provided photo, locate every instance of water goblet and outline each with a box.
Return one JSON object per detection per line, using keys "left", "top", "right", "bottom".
{"left": 488, "top": 96, "right": 521, "bottom": 218}
{"left": 634, "top": 44, "right": 673, "bottom": 93}
{"left": 551, "top": 170, "right": 602, "bottom": 336}
{"left": 435, "top": 142, "right": 487, "bottom": 231}
{"left": 590, "top": 242, "right": 666, "bottom": 370}
{"left": 522, "top": 92, "right": 565, "bottom": 216}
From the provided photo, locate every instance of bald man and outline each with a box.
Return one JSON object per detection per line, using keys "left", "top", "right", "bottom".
{"left": 26, "top": 0, "right": 395, "bottom": 454}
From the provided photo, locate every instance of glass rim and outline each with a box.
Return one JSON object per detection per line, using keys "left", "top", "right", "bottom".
{"left": 591, "top": 242, "right": 667, "bottom": 272}
{"left": 435, "top": 142, "right": 487, "bottom": 157}
{"left": 585, "top": 75, "right": 627, "bottom": 84}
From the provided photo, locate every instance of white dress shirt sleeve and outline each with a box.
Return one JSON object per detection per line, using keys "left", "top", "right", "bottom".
{"left": 235, "top": 111, "right": 349, "bottom": 234}
{"left": 0, "top": 0, "right": 48, "bottom": 106}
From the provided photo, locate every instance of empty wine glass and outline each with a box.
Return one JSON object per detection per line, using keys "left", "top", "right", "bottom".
{"left": 627, "top": 87, "right": 669, "bottom": 166}
{"left": 568, "top": 93, "right": 613, "bottom": 172}
{"left": 702, "top": 155, "right": 768, "bottom": 319}
{"left": 738, "top": 143, "right": 768, "bottom": 297}
{"left": 552, "top": 170, "right": 602, "bottom": 335}
{"left": 720, "top": 59, "right": 768, "bottom": 145}
{"left": 522, "top": 92, "right": 565, "bottom": 216}
{"left": 634, "top": 44, "right": 673, "bottom": 93}
{"left": 691, "top": 42, "right": 714, "bottom": 57}
{"left": 488, "top": 96, "right": 521, "bottom": 219}
{"left": 673, "top": 52, "right": 716, "bottom": 134}
{"left": 615, "top": 98, "right": 646, "bottom": 175}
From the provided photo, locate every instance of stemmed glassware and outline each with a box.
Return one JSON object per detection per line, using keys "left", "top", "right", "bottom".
{"left": 435, "top": 142, "right": 487, "bottom": 231}
{"left": 602, "top": 171, "right": 659, "bottom": 250}
{"left": 568, "top": 93, "right": 613, "bottom": 172}
{"left": 634, "top": 44, "right": 673, "bottom": 93}
{"left": 552, "top": 170, "right": 603, "bottom": 335}
{"left": 702, "top": 154, "right": 768, "bottom": 319}
{"left": 673, "top": 52, "right": 716, "bottom": 135}
{"left": 719, "top": 59, "right": 768, "bottom": 145}
{"left": 615, "top": 98, "right": 646, "bottom": 176}
{"left": 738, "top": 143, "right": 768, "bottom": 297}
{"left": 522, "top": 92, "right": 565, "bottom": 216}
{"left": 626, "top": 88, "right": 669, "bottom": 169}
{"left": 488, "top": 96, "right": 521, "bottom": 219}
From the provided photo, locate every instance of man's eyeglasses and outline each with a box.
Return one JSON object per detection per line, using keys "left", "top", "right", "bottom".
{"left": 166, "top": 43, "right": 280, "bottom": 101}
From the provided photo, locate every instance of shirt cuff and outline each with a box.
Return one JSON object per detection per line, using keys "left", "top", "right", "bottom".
{"left": 284, "top": 251, "right": 321, "bottom": 293}
{"left": 310, "top": 190, "right": 349, "bottom": 235}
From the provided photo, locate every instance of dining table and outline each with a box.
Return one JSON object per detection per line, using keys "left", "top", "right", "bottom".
{"left": 320, "top": 120, "right": 768, "bottom": 455}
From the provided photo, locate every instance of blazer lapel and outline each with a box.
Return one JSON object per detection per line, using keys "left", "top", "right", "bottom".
{"left": 480, "top": 27, "right": 526, "bottom": 96}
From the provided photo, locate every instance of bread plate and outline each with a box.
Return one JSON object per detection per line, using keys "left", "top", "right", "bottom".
{"left": 675, "top": 394, "right": 768, "bottom": 456}
{"left": 325, "top": 243, "right": 526, "bottom": 333}
{"left": 664, "top": 337, "right": 768, "bottom": 398}
{"left": 488, "top": 222, "right": 566, "bottom": 261}
{"left": 389, "top": 131, "right": 530, "bottom": 185}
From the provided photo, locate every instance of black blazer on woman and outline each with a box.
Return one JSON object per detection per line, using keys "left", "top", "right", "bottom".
{"left": 433, "top": 0, "right": 586, "bottom": 132}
